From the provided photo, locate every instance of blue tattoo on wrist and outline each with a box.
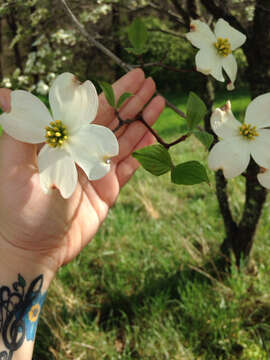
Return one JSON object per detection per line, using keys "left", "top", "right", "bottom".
{"left": 0, "top": 274, "right": 46, "bottom": 359}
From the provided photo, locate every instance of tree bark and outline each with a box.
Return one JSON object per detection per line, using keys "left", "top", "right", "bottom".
{"left": 30, "top": 5, "right": 39, "bottom": 84}
{"left": 6, "top": 12, "right": 23, "bottom": 71}
{"left": 111, "top": 2, "right": 123, "bottom": 80}
{"left": 200, "top": 0, "right": 245, "bottom": 33}
{"left": 233, "top": 161, "right": 267, "bottom": 263}
{"left": 170, "top": 0, "right": 190, "bottom": 27}
{"left": 186, "top": 0, "right": 200, "bottom": 19}
{"left": 244, "top": 0, "right": 270, "bottom": 97}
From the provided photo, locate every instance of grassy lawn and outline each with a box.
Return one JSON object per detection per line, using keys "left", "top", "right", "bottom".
{"left": 34, "top": 89, "right": 270, "bottom": 360}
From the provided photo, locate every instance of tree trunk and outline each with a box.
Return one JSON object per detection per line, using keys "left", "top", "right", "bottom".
{"left": 186, "top": 0, "right": 200, "bottom": 20}
{"left": 30, "top": 5, "right": 39, "bottom": 84}
{"left": 6, "top": 12, "right": 23, "bottom": 71}
{"left": 198, "top": 0, "right": 269, "bottom": 264}
{"left": 170, "top": 0, "right": 190, "bottom": 27}
{"left": 112, "top": 2, "right": 123, "bottom": 80}
{"left": 232, "top": 161, "right": 267, "bottom": 264}
{"left": 244, "top": 0, "right": 270, "bottom": 98}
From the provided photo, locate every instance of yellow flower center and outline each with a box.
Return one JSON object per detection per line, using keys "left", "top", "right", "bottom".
{"left": 214, "top": 37, "right": 232, "bottom": 57}
{"left": 28, "top": 303, "right": 41, "bottom": 323}
{"left": 45, "top": 120, "right": 68, "bottom": 148}
{"left": 239, "top": 123, "right": 259, "bottom": 140}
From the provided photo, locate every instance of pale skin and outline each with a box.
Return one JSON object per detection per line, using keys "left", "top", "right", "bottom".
{"left": 0, "top": 68, "right": 165, "bottom": 359}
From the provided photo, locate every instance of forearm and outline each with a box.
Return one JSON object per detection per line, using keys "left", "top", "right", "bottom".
{"left": 0, "top": 247, "right": 55, "bottom": 360}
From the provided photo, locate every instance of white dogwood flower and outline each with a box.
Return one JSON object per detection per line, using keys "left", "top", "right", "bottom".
{"left": 186, "top": 18, "right": 246, "bottom": 90}
{"left": 208, "top": 93, "right": 270, "bottom": 179}
{"left": 0, "top": 72, "right": 119, "bottom": 198}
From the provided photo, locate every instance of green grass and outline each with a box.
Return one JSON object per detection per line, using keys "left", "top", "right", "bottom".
{"left": 34, "top": 89, "right": 270, "bottom": 360}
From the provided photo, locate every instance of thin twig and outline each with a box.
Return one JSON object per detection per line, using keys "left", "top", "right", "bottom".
{"left": 60, "top": 0, "right": 132, "bottom": 73}
{"left": 114, "top": 112, "right": 188, "bottom": 149}
{"left": 59, "top": 0, "right": 187, "bottom": 120}
{"left": 148, "top": 1, "right": 187, "bottom": 27}
{"left": 113, "top": 112, "right": 134, "bottom": 132}
{"left": 118, "top": 2, "right": 187, "bottom": 28}
{"left": 148, "top": 27, "right": 185, "bottom": 38}
{"left": 136, "top": 113, "right": 169, "bottom": 147}
{"left": 136, "top": 62, "right": 194, "bottom": 74}
{"left": 164, "top": 100, "right": 186, "bottom": 119}
{"left": 200, "top": 0, "right": 246, "bottom": 34}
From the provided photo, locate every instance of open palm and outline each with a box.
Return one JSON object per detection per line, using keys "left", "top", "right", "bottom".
{"left": 0, "top": 69, "right": 164, "bottom": 273}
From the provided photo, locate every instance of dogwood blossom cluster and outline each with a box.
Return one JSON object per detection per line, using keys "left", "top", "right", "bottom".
{"left": 80, "top": 2, "right": 112, "bottom": 23}
{"left": 185, "top": 18, "right": 270, "bottom": 188}
{"left": 186, "top": 18, "right": 246, "bottom": 90}
{"left": 208, "top": 93, "right": 270, "bottom": 189}
{"left": 0, "top": 73, "right": 119, "bottom": 198}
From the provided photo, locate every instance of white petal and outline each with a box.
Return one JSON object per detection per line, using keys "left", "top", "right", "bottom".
{"left": 66, "top": 124, "right": 119, "bottom": 180}
{"left": 222, "top": 54, "right": 237, "bottom": 87}
{"left": 208, "top": 138, "right": 250, "bottom": 178}
{"left": 0, "top": 90, "right": 51, "bottom": 143}
{"left": 37, "top": 145, "right": 78, "bottom": 199}
{"left": 210, "top": 104, "right": 241, "bottom": 139}
{"left": 244, "top": 93, "right": 270, "bottom": 128}
{"left": 186, "top": 20, "right": 216, "bottom": 49}
{"left": 249, "top": 129, "right": 270, "bottom": 168}
{"left": 70, "top": 124, "right": 119, "bottom": 157}
{"left": 196, "top": 48, "right": 224, "bottom": 81}
{"left": 257, "top": 169, "right": 270, "bottom": 189}
{"left": 89, "top": 161, "right": 111, "bottom": 181}
{"left": 214, "top": 18, "right": 246, "bottom": 50}
{"left": 49, "top": 72, "right": 99, "bottom": 133}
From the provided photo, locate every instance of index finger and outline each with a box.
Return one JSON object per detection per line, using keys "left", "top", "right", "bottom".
{"left": 95, "top": 68, "right": 145, "bottom": 126}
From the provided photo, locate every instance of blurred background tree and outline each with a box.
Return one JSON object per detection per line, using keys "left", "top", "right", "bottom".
{"left": 0, "top": 0, "right": 248, "bottom": 95}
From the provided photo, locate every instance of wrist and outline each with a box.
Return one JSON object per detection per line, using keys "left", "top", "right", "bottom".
{"left": 0, "top": 245, "right": 54, "bottom": 360}
{"left": 0, "top": 242, "right": 56, "bottom": 288}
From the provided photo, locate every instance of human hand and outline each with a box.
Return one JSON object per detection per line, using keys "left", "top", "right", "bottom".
{"left": 0, "top": 69, "right": 165, "bottom": 275}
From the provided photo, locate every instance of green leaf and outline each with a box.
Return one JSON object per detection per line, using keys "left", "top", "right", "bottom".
{"left": 193, "top": 130, "right": 214, "bottom": 149}
{"left": 116, "top": 92, "right": 133, "bottom": 109}
{"left": 186, "top": 92, "right": 207, "bottom": 130}
{"left": 171, "top": 161, "right": 209, "bottom": 185}
{"left": 128, "top": 18, "right": 148, "bottom": 52}
{"left": 133, "top": 144, "right": 173, "bottom": 176}
{"left": 98, "top": 81, "right": 116, "bottom": 108}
